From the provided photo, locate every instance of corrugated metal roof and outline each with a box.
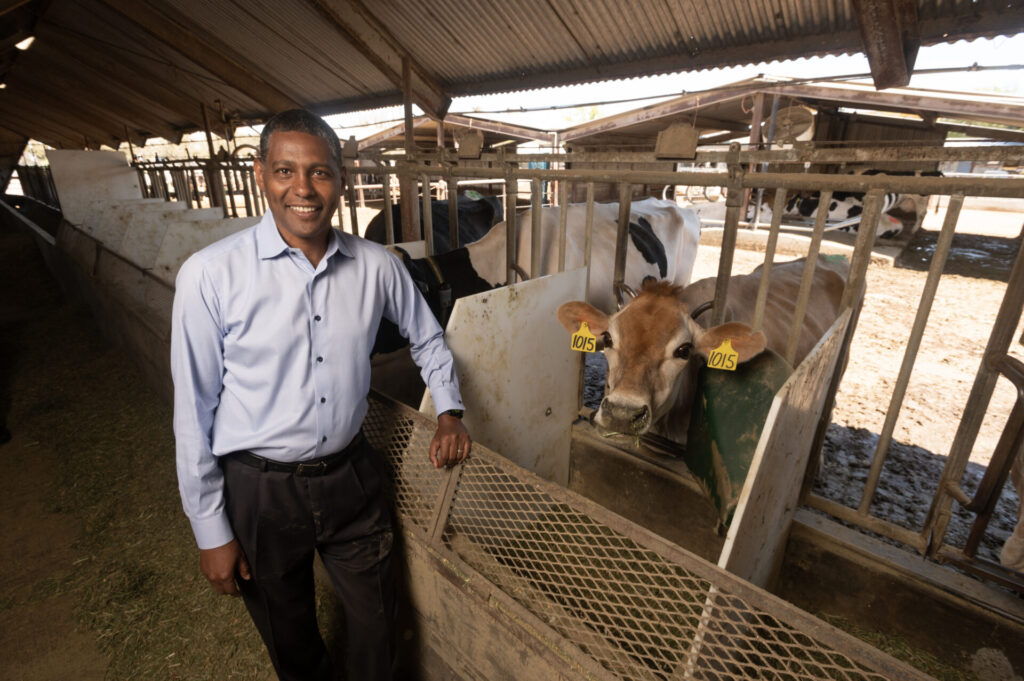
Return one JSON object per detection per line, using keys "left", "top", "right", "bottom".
{"left": 0, "top": 0, "right": 1022, "bottom": 154}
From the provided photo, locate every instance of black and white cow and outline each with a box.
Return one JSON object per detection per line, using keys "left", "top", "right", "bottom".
{"left": 363, "top": 193, "right": 502, "bottom": 253}
{"left": 371, "top": 197, "right": 701, "bottom": 355}
{"left": 746, "top": 169, "right": 942, "bottom": 240}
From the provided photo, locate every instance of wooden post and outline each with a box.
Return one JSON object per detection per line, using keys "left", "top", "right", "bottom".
{"left": 201, "top": 102, "right": 226, "bottom": 213}
{"left": 399, "top": 57, "right": 420, "bottom": 243}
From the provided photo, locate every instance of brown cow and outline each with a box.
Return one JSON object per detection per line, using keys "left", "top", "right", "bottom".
{"left": 557, "top": 256, "right": 849, "bottom": 444}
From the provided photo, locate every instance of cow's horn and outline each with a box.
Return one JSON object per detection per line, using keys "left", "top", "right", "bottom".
{"left": 690, "top": 300, "right": 713, "bottom": 320}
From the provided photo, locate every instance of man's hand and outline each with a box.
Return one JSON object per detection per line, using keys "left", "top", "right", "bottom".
{"left": 199, "top": 538, "right": 251, "bottom": 596}
{"left": 430, "top": 413, "right": 471, "bottom": 469}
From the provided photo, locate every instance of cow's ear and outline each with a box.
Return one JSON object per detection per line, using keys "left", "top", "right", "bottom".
{"left": 693, "top": 322, "right": 766, "bottom": 363}
{"left": 557, "top": 301, "right": 609, "bottom": 335}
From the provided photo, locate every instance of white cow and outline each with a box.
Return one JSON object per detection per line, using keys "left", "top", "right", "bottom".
{"left": 454, "top": 197, "right": 700, "bottom": 313}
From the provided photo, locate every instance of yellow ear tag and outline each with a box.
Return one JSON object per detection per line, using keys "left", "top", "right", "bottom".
{"left": 706, "top": 338, "right": 739, "bottom": 371}
{"left": 570, "top": 322, "right": 598, "bottom": 353}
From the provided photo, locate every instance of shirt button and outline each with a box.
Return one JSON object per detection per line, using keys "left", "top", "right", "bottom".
{"left": 320, "top": 397, "right": 326, "bottom": 403}
{"left": 322, "top": 436, "right": 327, "bottom": 443}
{"left": 314, "top": 315, "right": 321, "bottom": 322}
{"left": 317, "top": 356, "right": 323, "bottom": 363}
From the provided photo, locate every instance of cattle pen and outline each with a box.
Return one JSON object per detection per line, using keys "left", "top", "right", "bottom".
{"left": 12, "top": 135, "right": 1020, "bottom": 679}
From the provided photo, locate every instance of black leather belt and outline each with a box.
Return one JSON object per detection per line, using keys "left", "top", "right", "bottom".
{"left": 225, "top": 432, "right": 365, "bottom": 477}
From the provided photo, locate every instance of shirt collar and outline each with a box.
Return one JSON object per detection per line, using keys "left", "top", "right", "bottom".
{"left": 255, "top": 211, "right": 352, "bottom": 261}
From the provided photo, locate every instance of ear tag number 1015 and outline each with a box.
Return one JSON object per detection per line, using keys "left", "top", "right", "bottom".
{"left": 707, "top": 338, "right": 738, "bottom": 371}
{"left": 571, "top": 322, "right": 597, "bottom": 353}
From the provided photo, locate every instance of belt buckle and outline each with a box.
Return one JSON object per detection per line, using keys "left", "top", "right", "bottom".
{"left": 295, "top": 460, "right": 327, "bottom": 476}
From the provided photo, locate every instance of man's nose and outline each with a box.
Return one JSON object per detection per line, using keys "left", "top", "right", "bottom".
{"left": 293, "top": 172, "right": 315, "bottom": 196}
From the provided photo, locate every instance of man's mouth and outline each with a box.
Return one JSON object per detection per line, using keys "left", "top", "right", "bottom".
{"left": 289, "top": 205, "right": 321, "bottom": 215}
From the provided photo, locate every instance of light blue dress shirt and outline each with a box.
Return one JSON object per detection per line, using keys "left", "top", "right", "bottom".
{"left": 171, "top": 212, "right": 464, "bottom": 549}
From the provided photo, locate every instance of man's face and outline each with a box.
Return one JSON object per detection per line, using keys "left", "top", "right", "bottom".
{"left": 254, "top": 130, "right": 342, "bottom": 250}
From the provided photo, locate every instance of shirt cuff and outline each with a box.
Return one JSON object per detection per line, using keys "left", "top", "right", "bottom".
{"left": 190, "top": 513, "right": 236, "bottom": 550}
{"left": 431, "top": 386, "right": 465, "bottom": 417}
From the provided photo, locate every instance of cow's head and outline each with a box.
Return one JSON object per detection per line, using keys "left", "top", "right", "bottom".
{"left": 557, "top": 279, "right": 766, "bottom": 439}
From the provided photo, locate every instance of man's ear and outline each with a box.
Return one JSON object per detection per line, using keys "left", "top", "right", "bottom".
{"left": 253, "top": 158, "right": 266, "bottom": 193}
{"left": 556, "top": 301, "right": 609, "bottom": 335}
{"left": 693, "top": 322, "right": 766, "bottom": 363}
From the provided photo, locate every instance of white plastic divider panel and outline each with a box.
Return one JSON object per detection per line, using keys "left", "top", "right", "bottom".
{"left": 420, "top": 269, "right": 587, "bottom": 486}
{"left": 364, "top": 393, "right": 933, "bottom": 681}
{"left": 47, "top": 149, "right": 142, "bottom": 226}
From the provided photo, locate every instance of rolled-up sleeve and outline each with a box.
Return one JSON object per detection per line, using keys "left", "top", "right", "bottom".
{"left": 382, "top": 254, "right": 465, "bottom": 414}
{"left": 171, "top": 255, "right": 234, "bottom": 550}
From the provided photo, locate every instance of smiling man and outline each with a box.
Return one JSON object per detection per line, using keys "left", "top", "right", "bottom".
{"left": 171, "top": 109, "right": 470, "bottom": 681}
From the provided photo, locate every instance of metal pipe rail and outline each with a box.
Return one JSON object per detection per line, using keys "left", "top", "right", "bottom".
{"left": 399, "top": 144, "right": 1024, "bottom": 167}
{"left": 394, "top": 163, "right": 1024, "bottom": 198}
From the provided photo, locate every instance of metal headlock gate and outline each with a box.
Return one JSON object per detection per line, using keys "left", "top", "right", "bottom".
{"left": 133, "top": 140, "right": 1024, "bottom": 591}
{"left": 364, "top": 392, "right": 930, "bottom": 681}
{"left": 349, "top": 141, "right": 1024, "bottom": 592}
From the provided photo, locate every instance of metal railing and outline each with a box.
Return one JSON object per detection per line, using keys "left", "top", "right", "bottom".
{"left": 364, "top": 392, "right": 930, "bottom": 681}
{"left": 366, "top": 142, "right": 1024, "bottom": 594}
{"left": 134, "top": 141, "right": 1024, "bottom": 593}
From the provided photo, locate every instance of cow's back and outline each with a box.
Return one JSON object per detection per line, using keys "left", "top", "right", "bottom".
{"left": 683, "top": 256, "right": 848, "bottom": 367}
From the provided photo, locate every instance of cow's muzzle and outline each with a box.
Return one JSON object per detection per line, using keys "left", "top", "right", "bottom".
{"left": 597, "top": 398, "right": 651, "bottom": 435}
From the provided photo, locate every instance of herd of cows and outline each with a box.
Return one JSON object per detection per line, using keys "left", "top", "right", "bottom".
{"left": 365, "top": 189, "right": 1024, "bottom": 574}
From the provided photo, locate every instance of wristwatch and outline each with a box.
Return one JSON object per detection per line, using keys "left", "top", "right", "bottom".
{"left": 440, "top": 409, "right": 464, "bottom": 419}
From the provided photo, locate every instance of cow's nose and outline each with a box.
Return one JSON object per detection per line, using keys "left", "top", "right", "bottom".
{"left": 630, "top": 405, "right": 650, "bottom": 431}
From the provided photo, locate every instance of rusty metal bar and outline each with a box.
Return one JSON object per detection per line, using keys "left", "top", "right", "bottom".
{"left": 557, "top": 180, "right": 569, "bottom": 273}
{"left": 806, "top": 493, "right": 928, "bottom": 552}
{"left": 613, "top": 182, "right": 632, "bottom": 308}
{"left": 841, "top": 190, "right": 885, "bottom": 311}
{"left": 439, "top": 165, "right": 1024, "bottom": 198}
{"left": 530, "top": 177, "right": 543, "bottom": 280}
{"left": 962, "top": 355, "right": 1024, "bottom": 558}
{"left": 922, "top": 222, "right": 1024, "bottom": 557}
{"left": 784, "top": 190, "right": 829, "bottom": 365}
{"left": 379, "top": 166, "right": 393, "bottom": 245}
{"left": 447, "top": 169, "right": 459, "bottom": 249}
{"left": 345, "top": 164, "right": 360, "bottom": 235}
{"left": 503, "top": 152, "right": 517, "bottom": 285}
{"left": 427, "top": 462, "right": 466, "bottom": 547}
{"left": 712, "top": 143, "right": 743, "bottom": 326}
{"left": 437, "top": 145, "right": 1024, "bottom": 166}
{"left": 420, "top": 173, "right": 434, "bottom": 256}
{"left": 750, "top": 189, "right": 789, "bottom": 333}
{"left": 584, "top": 183, "right": 595, "bottom": 302}
{"left": 858, "top": 195, "right": 964, "bottom": 515}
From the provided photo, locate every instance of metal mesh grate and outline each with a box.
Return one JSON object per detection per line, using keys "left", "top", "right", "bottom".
{"left": 365, "top": 394, "right": 924, "bottom": 681}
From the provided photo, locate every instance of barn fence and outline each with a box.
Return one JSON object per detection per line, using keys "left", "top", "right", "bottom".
{"left": 135, "top": 143, "right": 1024, "bottom": 594}
{"left": 364, "top": 391, "right": 929, "bottom": 681}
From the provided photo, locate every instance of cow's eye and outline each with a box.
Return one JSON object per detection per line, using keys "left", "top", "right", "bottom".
{"left": 601, "top": 331, "right": 613, "bottom": 349}
{"left": 674, "top": 343, "right": 692, "bottom": 360}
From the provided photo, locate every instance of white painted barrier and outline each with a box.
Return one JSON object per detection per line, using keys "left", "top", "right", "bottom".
{"left": 420, "top": 269, "right": 586, "bottom": 486}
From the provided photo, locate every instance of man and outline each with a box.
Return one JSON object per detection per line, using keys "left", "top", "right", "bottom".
{"left": 171, "top": 109, "right": 471, "bottom": 681}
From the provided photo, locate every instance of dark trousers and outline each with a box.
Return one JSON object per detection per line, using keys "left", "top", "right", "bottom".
{"left": 221, "top": 439, "right": 396, "bottom": 681}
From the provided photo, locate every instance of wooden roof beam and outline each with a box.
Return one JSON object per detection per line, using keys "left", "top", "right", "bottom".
{"left": 39, "top": 22, "right": 205, "bottom": 129}
{"left": 25, "top": 49, "right": 183, "bottom": 145}
{"left": 96, "top": 0, "right": 302, "bottom": 114}
{"left": 3, "top": 78, "right": 124, "bottom": 147}
{"left": 850, "top": 0, "right": 920, "bottom": 90}
{"left": 308, "top": 0, "right": 451, "bottom": 121}
{"left": 0, "top": 100, "right": 93, "bottom": 149}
